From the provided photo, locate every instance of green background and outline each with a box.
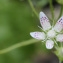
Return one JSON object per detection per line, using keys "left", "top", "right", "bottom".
{"left": 0, "top": 0, "right": 62, "bottom": 63}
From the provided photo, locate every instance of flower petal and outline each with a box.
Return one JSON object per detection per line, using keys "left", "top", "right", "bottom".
{"left": 30, "top": 32, "right": 45, "bottom": 40}
{"left": 56, "top": 34, "right": 63, "bottom": 42}
{"left": 46, "top": 40, "right": 54, "bottom": 49}
{"left": 39, "top": 12, "right": 51, "bottom": 31}
{"left": 54, "top": 16, "right": 63, "bottom": 32}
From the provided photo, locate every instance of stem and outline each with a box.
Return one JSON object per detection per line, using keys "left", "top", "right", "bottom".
{"left": 0, "top": 39, "right": 40, "bottom": 54}
{"left": 28, "top": 0, "right": 39, "bottom": 18}
{"left": 57, "top": 5, "right": 63, "bottom": 20}
{"left": 49, "top": 0, "right": 55, "bottom": 26}
{"left": 53, "top": 39, "right": 59, "bottom": 47}
{"left": 61, "top": 42, "right": 62, "bottom": 47}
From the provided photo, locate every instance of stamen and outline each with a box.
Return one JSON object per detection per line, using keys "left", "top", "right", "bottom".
{"left": 38, "top": 26, "right": 46, "bottom": 33}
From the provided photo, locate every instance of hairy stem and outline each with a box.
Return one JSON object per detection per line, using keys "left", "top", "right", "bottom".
{"left": 0, "top": 39, "right": 40, "bottom": 54}
{"left": 28, "top": 0, "right": 38, "bottom": 18}
{"left": 57, "top": 5, "right": 63, "bottom": 20}
{"left": 49, "top": 0, "right": 55, "bottom": 25}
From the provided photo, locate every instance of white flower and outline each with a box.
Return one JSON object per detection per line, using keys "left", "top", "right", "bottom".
{"left": 30, "top": 12, "right": 63, "bottom": 49}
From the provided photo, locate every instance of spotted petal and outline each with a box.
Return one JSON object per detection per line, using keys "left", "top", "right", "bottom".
{"left": 46, "top": 40, "right": 54, "bottom": 49}
{"left": 30, "top": 32, "right": 45, "bottom": 40}
{"left": 54, "top": 16, "right": 63, "bottom": 32}
{"left": 39, "top": 12, "right": 51, "bottom": 31}
{"left": 56, "top": 34, "right": 63, "bottom": 42}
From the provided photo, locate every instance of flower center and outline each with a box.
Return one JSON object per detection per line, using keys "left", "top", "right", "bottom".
{"left": 47, "top": 30, "right": 56, "bottom": 38}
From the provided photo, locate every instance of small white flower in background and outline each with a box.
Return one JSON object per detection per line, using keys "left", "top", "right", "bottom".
{"left": 30, "top": 12, "right": 63, "bottom": 49}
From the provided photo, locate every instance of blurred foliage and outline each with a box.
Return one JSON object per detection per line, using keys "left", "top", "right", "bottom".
{"left": 0, "top": 0, "right": 38, "bottom": 63}
{"left": 32, "top": 0, "right": 48, "bottom": 8}
{"left": 56, "top": 0, "right": 63, "bottom": 5}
